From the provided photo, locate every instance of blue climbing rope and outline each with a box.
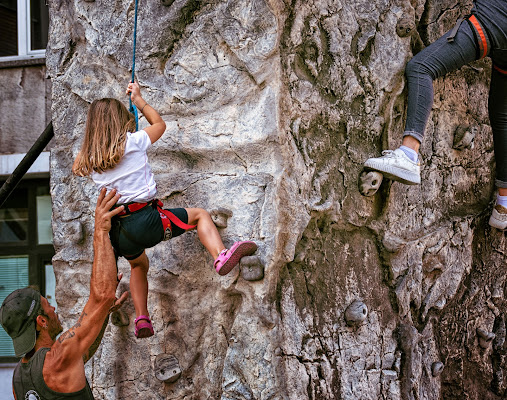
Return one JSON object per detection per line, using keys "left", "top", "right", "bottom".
{"left": 129, "top": 0, "right": 139, "bottom": 131}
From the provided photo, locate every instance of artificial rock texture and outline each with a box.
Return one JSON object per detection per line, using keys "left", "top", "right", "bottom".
{"left": 46, "top": 0, "right": 506, "bottom": 399}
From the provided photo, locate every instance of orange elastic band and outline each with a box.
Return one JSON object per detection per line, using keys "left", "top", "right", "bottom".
{"left": 469, "top": 15, "right": 488, "bottom": 59}
{"left": 494, "top": 64, "right": 507, "bottom": 75}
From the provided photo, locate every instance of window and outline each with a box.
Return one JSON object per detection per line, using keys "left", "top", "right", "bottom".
{"left": 0, "top": 0, "right": 49, "bottom": 60}
{"left": 0, "top": 179, "right": 54, "bottom": 360}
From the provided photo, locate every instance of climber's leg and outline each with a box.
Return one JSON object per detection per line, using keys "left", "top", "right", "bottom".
{"left": 127, "top": 250, "right": 154, "bottom": 338}
{"left": 185, "top": 208, "right": 258, "bottom": 275}
{"left": 185, "top": 208, "right": 225, "bottom": 259}
{"left": 364, "top": 20, "right": 478, "bottom": 184}
{"left": 488, "top": 64, "right": 507, "bottom": 229}
{"left": 403, "top": 20, "right": 478, "bottom": 146}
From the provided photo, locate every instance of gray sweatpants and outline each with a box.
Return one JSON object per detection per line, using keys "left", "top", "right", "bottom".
{"left": 403, "top": 8, "right": 507, "bottom": 187}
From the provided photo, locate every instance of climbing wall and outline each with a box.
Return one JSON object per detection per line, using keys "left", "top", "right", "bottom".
{"left": 46, "top": 0, "right": 507, "bottom": 398}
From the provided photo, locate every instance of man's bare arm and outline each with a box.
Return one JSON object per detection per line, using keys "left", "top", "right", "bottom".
{"left": 82, "top": 291, "right": 128, "bottom": 363}
{"left": 44, "top": 189, "right": 126, "bottom": 391}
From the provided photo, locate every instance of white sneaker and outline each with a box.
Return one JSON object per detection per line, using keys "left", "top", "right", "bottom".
{"left": 364, "top": 148, "right": 421, "bottom": 185}
{"left": 489, "top": 204, "right": 507, "bottom": 230}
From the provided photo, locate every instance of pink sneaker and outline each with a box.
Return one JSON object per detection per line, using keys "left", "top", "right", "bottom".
{"left": 214, "top": 241, "right": 258, "bottom": 276}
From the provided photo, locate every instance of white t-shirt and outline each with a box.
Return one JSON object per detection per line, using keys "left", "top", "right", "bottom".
{"left": 91, "top": 130, "right": 157, "bottom": 204}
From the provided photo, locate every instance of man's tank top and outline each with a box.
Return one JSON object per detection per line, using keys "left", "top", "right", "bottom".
{"left": 12, "top": 347, "right": 94, "bottom": 400}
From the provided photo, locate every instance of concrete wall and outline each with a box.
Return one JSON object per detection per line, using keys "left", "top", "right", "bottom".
{"left": 0, "top": 63, "right": 52, "bottom": 154}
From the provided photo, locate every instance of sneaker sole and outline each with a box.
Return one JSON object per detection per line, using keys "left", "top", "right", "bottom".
{"left": 489, "top": 210, "right": 507, "bottom": 230}
{"left": 216, "top": 241, "right": 258, "bottom": 276}
{"left": 364, "top": 160, "right": 420, "bottom": 185}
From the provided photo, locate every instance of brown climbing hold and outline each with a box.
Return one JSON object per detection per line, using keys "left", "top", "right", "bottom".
{"left": 111, "top": 310, "right": 129, "bottom": 327}
{"left": 359, "top": 170, "right": 383, "bottom": 196}
{"left": 431, "top": 361, "right": 444, "bottom": 377}
{"left": 453, "top": 125, "right": 477, "bottom": 150}
{"left": 210, "top": 208, "right": 233, "bottom": 228}
{"left": 161, "top": 0, "right": 174, "bottom": 6}
{"left": 344, "top": 300, "right": 368, "bottom": 327}
{"left": 154, "top": 354, "right": 182, "bottom": 383}
{"left": 396, "top": 17, "right": 415, "bottom": 38}
{"left": 240, "top": 255, "right": 264, "bottom": 281}
{"left": 477, "top": 327, "right": 496, "bottom": 348}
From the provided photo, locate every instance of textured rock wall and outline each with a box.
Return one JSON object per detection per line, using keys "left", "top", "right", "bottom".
{"left": 47, "top": 0, "right": 506, "bottom": 399}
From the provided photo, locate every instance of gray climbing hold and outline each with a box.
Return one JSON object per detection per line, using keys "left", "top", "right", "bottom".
{"left": 359, "top": 170, "right": 383, "bottom": 196}
{"left": 396, "top": 17, "right": 415, "bottom": 38}
{"left": 344, "top": 300, "right": 368, "bottom": 327}
{"left": 240, "top": 256, "right": 264, "bottom": 281}
{"left": 110, "top": 310, "right": 129, "bottom": 327}
{"left": 210, "top": 208, "right": 233, "bottom": 228}
{"left": 68, "top": 221, "right": 84, "bottom": 244}
{"left": 431, "top": 361, "right": 444, "bottom": 377}
{"left": 453, "top": 125, "right": 477, "bottom": 150}
{"left": 477, "top": 327, "right": 496, "bottom": 348}
{"left": 154, "top": 354, "right": 182, "bottom": 383}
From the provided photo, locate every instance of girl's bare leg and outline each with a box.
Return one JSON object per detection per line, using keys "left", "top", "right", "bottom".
{"left": 128, "top": 250, "right": 150, "bottom": 321}
{"left": 186, "top": 208, "right": 226, "bottom": 259}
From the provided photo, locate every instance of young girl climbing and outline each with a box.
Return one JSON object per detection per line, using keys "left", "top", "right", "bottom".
{"left": 364, "top": 0, "right": 507, "bottom": 229}
{"left": 73, "top": 81, "right": 258, "bottom": 338}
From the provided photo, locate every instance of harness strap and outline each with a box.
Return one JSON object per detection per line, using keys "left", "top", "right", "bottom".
{"left": 116, "top": 200, "right": 152, "bottom": 216}
{"left": 156, "top": 200, "right": 197, "bottom": 230}
{"left": 466, "top": 14, "right": 490, "bottom": 59}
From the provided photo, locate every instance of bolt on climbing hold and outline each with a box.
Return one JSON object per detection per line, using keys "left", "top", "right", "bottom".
{"left": 240, "top": 255, "right": 264, "bottom": 281}
{"left": 396, "top": 17, "right": 415, "bottom": 38}
{"left": 344, "top": 300, "right": 368, "bottom": 327}
{"left": 210, "top": 208, "right": 233, "bottom": 228}
{"left": 111, "top": 309, "right": 130, "bottom": 327}
{"left": 477, "top": 327, "right": 496, "bottom": 348}
{"left": 359, "top": 170, "right": 383, "bottom": 196}
{"left": 453, "top": 125, "right": 477, "bottom": 150}
{"left": 161, "top": 0, "right": 175, "bottom": 5}
{"left": 431, "top": 361, "right": 444, "bottom": 377}
{"left": 154, "top": 354, "right": 182, "bottom": 383}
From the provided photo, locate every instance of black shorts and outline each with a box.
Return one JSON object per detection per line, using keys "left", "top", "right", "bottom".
{"left": 110, "top": 205, "right": 189, "bottom": 260}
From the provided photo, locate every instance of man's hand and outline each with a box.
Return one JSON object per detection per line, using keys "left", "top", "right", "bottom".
{"left": 95, "top": 188, "right": 123, "bottom": 232}
{"left": 110, "top": 272, "right": 129, "bottom": 314}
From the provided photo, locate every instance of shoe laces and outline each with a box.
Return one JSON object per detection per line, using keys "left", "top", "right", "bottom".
{"left": 381, "top": 150, "right": 396, "bottom": 157}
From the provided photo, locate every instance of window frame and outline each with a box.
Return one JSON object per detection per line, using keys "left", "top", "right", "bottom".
{"left": 0, "top": 178, "right": 54, "bottom": 363}
{"left": 0, "top": 0, "right": 47, "bottom": 62}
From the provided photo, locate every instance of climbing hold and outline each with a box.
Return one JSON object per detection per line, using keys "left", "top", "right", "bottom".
{"left": 344, "top": 300, "right": 368, "bottom": 327}
{"left": 111, "top": 310, "right": 129, "bottom": 327}
{"left": 240, "top": 255, "right": 264, "bottom": 281}
{"left": 154, "top": 354, "right": 182, "bottom": 383}
{"left": 210, "top": 208, "right": 233, "bottom": 228}
{"left": 396, "top": 17, "right": 416, "bottom": 38}
{"left": 359, "top": 170, "right": 383, "bottom": 196}
{"left": 453, "top": 125, "right": 477, "bottom": 150}
{"left": 431, "top": 361, "right": 444, "bottom": 377}
{"left": 67, "top": 221, "right": 84, "bottom": 244}
{"left": 477, "top": 327, "right": 496, "bottom": 348}
{"left": 161, "top": 0, "right": 174, "bottom": 5}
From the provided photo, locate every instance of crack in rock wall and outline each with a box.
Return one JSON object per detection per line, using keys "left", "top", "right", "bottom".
{"left": 46, "top": 0, "right": 507, "bottom": 398}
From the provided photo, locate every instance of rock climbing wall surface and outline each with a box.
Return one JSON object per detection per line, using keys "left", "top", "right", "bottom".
{"left": 46, "top": 0, "right": 506, "bottom": 398}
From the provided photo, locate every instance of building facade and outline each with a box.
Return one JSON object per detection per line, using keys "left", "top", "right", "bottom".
{"left": 0, "top": 1, "right": 53, "bottom": 397}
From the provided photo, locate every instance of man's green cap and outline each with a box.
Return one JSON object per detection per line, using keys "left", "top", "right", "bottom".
{"left": 0, "top": 288, "right": 41, "bottom": 357}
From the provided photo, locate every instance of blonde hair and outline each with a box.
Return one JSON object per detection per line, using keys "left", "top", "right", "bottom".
{"left": 73, "top": 98, "right": 136, "bottom": 176}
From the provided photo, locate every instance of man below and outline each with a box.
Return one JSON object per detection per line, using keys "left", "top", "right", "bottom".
{"left": 0, "top": 188, "right": 128, "bottom": 399}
